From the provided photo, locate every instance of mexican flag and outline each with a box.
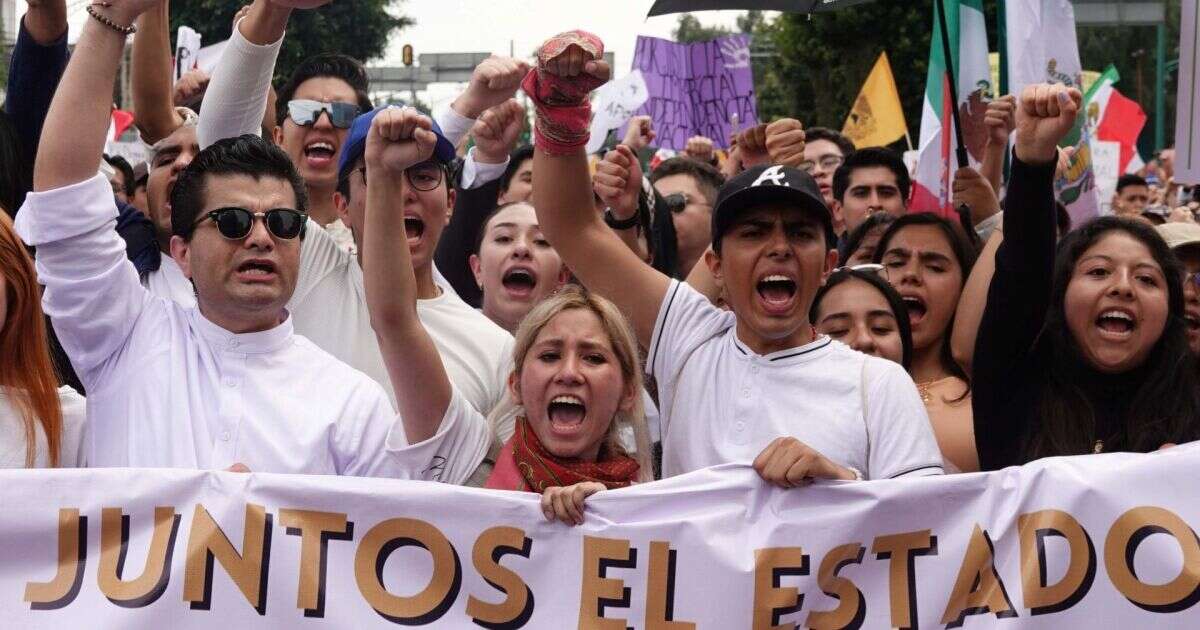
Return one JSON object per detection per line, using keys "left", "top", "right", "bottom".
{"left": 1006, "top": 0, "right": 1098, "bottom": 222}
{"left": 911, "top": 0, "right": 993, "bottom": 216}
{"left": 1087, "top": 65, "right": 1148, "bottom": 174}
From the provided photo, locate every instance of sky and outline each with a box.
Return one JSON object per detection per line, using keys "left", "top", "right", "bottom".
{"left": 377, "top": 1, "right": 751, "bottom": 109}
{"left": 49, "top": 1, "right": 748, "bottom": 110}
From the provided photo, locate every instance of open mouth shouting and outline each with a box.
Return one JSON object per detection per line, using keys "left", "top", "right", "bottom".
{"left": 547, "top": 395, "right": 587, "bottom": 437}
{"left": 235, "top": 258, "right": 278, "bottom": 283}
{"left": 900, "top": 294, "right": 927, "bottom": 327}
{"left": 756, "top": 274, "right": 798, "bottom": 315}
{"left": 303, "top": 140, "right": 337, "bottom": 170}
{"left": 1095, "top": 308, "right": 1137, "bottom": 341}
{"left": 501, "top": 265, "right": 539, "bottom": 299}
{"left": 404, "top": 215, "right": 426, "bottom": 246}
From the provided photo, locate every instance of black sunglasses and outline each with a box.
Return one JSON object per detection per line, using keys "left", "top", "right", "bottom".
{"left": 192, "top": 207, "right": 307, "bottom": 240}
{"left": 287, "top": 100, "right": 361, "bottom": 129}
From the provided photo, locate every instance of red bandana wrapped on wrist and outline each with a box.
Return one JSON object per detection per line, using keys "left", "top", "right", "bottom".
{"left": 521, "top": 30, "right": 606, "bottom": 155}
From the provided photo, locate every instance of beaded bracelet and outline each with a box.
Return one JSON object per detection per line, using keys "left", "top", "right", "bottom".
{"left": 86, "top": 3, "right": 138, "bottom": 36}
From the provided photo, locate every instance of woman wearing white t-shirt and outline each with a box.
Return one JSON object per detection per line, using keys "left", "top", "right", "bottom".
{"left": 361, "top": 108, "right": 652, "bottom": 524}
{"left": 0, "top": 213, "right": 86, "bottom": 468}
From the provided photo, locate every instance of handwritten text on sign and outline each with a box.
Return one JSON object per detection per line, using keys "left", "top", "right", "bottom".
{"left": 627, "top": 35, "right": 759, "bottom": 151}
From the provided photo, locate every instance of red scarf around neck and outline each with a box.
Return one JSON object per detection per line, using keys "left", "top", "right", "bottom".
{"left": 488, "top": 416, "right": 639, "bottom": 492}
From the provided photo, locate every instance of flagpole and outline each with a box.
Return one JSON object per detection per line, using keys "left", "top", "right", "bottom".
{"left": 935, "top": 0, "right": 970, "bottom": 169}
{"left": 905, "top": 130, "right": 915, "bottom": 152}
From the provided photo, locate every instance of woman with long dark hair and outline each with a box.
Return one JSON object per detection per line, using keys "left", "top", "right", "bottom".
{"left": 974, "top": 84, "right": 1200, "bottom": 469}
{"left": 874, "top": 213, "right": 978, "bottom": 472}
{"left": 811, "top": 266, "right": 913, "bottom": 369}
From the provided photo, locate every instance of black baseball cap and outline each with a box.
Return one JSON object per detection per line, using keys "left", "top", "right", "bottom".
{"left": 711, "top": 164, "right": 836, "bottom": 251}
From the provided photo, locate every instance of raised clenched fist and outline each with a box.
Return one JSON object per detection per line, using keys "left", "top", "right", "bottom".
{"left": 454, "top": 56, "right": 531, "bottom": 119}
{"left": 593, "top": 145, "right": 642, "bottom": 220}
{"left": 473, "top": 99, "right": 527, "bottom": 164}
{"left": 365, "top": 107, "right": 437, "bottom": 176}
{"left": 684, "top": 135, "right": 715, "bottom": 165}
{"left": 984, "top": 95, "right": 1016, "bottom": 147}
{"left": 623, "top": 116, "right": 656, "bottom": 153}
{"left": 765, "top": 119, "right": 806, "bottom": 169}
{"left": 737, "top": 124, "right": 770, "bottom": 168}
{"left": 1015, "top": 84, "right": 1082, "bottom": 165}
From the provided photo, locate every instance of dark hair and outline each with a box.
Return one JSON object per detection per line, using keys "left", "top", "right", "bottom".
{"left": 804, "top": 127, "right": 856, "bottom": 159}
{"left": 650, "top": 157, "right": 726, "bottom": 206}
{"left": 474, "top": 201, "right": 533, "bottom": 255}
{"left": 275, "top": 54, "right": 374, "bottom": 126}
{"left": 873, "top": 213, "right": 977, "bottom": 396}
{"left": 838, "top": 213, "right": 895, "bottom": 266}
{"left": 1116, "top": 174, "right": 1148, "bottom": 194}
{"left": 0, "top": 110, "right": 31, "bottom": 216}
{"left": 811, "top": 268, "right": 913, "bottom": 369}
{"left": 170, "top": 135, "right": 309, "bottom": 239}
{"left": 103, "top": 155, "right": 136, "bottom": 197}
{"left": 1055, "top": 201, "right": 1072, "bottom": 237}
{"left": 499, "top": 145, "right": 535, "bottom": 195}
{"left": 1027, "top": 216, "right": 1200, "bottom": 459}
{"left": 833, "top": 147, "right": 911, "bottom": 203}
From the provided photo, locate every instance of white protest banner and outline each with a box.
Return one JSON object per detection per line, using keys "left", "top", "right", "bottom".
{"left": 587, "top": 70, "right": 650, "bottom": 154}
{"left": 174, "top": 26, "right": 203, "bottom": 83}
{"left": 4, "top": 447, "right": 1200, "bottom": 628}
{"left": 1176, "top": 0, "right": 1200, "bottom": 184}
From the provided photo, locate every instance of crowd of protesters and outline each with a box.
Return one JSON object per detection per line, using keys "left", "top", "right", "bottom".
{"left": 2, "top": 0, "right": 1198, "bottom": 525}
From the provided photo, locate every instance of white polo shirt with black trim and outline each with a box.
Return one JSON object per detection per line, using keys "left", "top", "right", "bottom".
{"left": 648, "top": 280, "right": 944, "bottom": 479}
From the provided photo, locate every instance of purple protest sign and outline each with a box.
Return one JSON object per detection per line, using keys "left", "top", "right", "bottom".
{"left": 627, "top": 34, "right": 758, "bottom": 151}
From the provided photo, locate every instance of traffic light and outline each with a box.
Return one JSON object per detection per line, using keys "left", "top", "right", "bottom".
{"left": 402, "top": 45, "right": 414, "bottom": 67}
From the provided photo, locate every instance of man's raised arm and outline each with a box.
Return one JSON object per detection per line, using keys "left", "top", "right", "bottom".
{"left": 528, "top": 32, "right": 669, "bottom": 348}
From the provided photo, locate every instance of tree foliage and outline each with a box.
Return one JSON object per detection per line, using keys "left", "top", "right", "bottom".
{"left": 169, "top": 0, "right": 412, "bottom": 84}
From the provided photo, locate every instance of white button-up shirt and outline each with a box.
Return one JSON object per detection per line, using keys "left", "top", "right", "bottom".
{"left": 16, "top": 174, "right": 407, "bottom": 477}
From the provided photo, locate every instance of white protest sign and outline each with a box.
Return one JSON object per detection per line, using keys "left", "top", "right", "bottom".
{"left": 4, "top": 447, "right": 1200, "bottom": 627}
{"left": 196, "top": 40, "right": 230, "bottom": 75}
{"left": 587, "top": 70, "right": 650, "bottom": 154}
{"left": 1176, "top": 0, "right": 1200, "bottom": 184}
{"left": 1093, "top": 139, "right": 1121, "bottom": 214}
{"left": 174, "top": 26, "right": 203, "bottom": 83}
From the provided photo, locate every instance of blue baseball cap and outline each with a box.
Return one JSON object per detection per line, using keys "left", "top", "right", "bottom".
{"left": 337, "top": 106, "right": 457, "bottom": 183}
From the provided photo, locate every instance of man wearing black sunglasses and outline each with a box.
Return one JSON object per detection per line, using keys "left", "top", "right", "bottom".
{"left": 17, "top": 0, "right": 414, "bottom": 477}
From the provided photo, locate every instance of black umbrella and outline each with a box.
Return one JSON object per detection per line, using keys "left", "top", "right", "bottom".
{"left": 647, "top": 0, "right": 874, "bottom": 15}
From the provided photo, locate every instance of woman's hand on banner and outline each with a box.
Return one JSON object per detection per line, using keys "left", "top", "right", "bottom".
{"left": 542, "top": 482, "right": 607, "bottom": 526}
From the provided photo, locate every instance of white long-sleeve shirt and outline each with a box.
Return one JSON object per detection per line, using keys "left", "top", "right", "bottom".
{"left": 197, "top": 22, "right": 508, "bottom": 189}
{"left": 15, "top": 175, "right": 409, "bottom": 477}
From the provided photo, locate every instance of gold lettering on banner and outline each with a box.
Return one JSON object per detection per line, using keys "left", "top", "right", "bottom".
{"left": 805, "top": 543, "right": 866, "bottom": 630}
{"left": 466, "top": 526, "right": 534, "bottom": 629}
{"left": 751, "top": 546, "right": 809, "bottom": 630}
{"left": 940, "top": 525, "right": 1017, "bottom": 626}
{"left": 24, "top": 508, "right": 86, "bottom": 610}
{"left": 182, "top": 503, "right": 273, "bottom": 615}
{"left": 578, "top": 536, "right": 636, "bottom": 630}
{"left": 645, "top": 541, "right": 694, "bottom": 630}
{"left": 1018, "top": 510, "right": 1096, "bottom": 615}
{"left": 354, "top": 517, "right": 461, "bottom": 625}
{"left": 98, "top": 507, "right": 180, "bottom": 607}
{"left": 1105, "top": 506, "right": 1200, "bottom": 612}
{"left": 278, "top": 509, "right": 353, "bottom": 618}
{"left": 871, "top": 530, "right": 937, "bottom": 630}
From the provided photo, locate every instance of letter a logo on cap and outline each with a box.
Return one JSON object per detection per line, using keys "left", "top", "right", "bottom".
{"left": 751, "top": 165, "right": 789, "bottom": 188}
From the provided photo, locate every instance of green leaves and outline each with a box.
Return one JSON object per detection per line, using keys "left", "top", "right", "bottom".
{"left": 169, "top": 0, "right": 412, "bottom": 85}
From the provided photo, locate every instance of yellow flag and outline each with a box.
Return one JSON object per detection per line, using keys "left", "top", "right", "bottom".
{"left": 843, "top": 52, "right": 908, "bottom": 149}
